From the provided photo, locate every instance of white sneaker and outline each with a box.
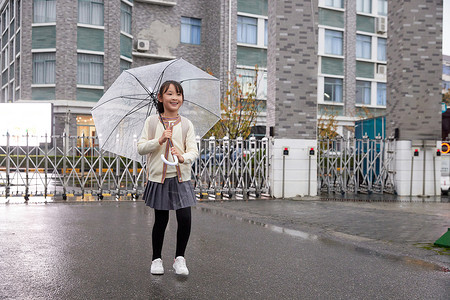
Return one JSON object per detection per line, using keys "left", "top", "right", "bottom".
{"left": 151, "top": 258, "right": 164, "bottom": 275}
{"left": 173, "top": 256, "right": 189, "bottom": 275}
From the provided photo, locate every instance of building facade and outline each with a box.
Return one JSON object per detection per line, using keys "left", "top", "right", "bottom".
{"left": 0, "top": 0, "right": 443, "bottom": 197}
{"left": 316, "top": 0, "right": 388, "bottom": 138}
{"left": 0, "top": 0, "right": 269, "bottom": 143}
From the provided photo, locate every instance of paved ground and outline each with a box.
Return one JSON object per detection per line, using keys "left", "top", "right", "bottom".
{"left": 0, "top": 198, "right": 449, "bottom": 299}
{"left": 200, "top": 196, "right": 450, "bottom": 268}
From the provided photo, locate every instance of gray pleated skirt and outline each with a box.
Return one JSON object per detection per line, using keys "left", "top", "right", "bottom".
{"left": 143, "top": 177, "right": 197, "bottom": 210}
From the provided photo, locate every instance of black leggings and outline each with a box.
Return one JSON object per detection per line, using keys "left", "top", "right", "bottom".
{"left": 152, "top": 207, "right": 192, "bottom": 260}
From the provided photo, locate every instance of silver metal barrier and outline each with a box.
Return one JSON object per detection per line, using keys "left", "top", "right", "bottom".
{"left": 318, "top": 137, "right": 395, "bottom": 195}
{"left": 0, "top": 133, "right": 270, "bottom": 200}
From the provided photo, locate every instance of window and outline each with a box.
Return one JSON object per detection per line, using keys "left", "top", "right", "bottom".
{"left": 236, "top": 68, "right": 267, "bottom": 100}
{"left": 443, "top": 81, "right": 450, "bottom": 91}
{"left": 32, "top": 53, "right": 55, "bottom": 84}
{"left": 78, "top": 0, "right": 104, "bottom": 26}
{"left": 257, "top": 72, "right": 267, "bottom": 100}
{"left": 10, "top": 0, "right": 14, "bottom": 20}
{"left": 120, "top": 59, "right": 131, "bottom": 73}
{"left": 377, "top": 82, "right": 386, "bottom": 105}
{"left": 356, "top": 34, "right": 371, "bottom": 59}
{"left": 2, "top": 69, "right": 7, "bottom": 86}
{"left": 33, "top": 0, "right": 56, "bottom": 23}
{"left": 76, "top": 115, "right": 96, "bottom": 147}
{"left": 181, "top": 17, "right": 201, "bottom": 45}
{"left": 237, "top": 16, "right": 257, "bottom": 44}
{"left": 77, "top": 54, "right": 103, "bottom": 86}
{"left": 2, "top": 8, "right": 8, "bottom": 31}
{"left": 325, "top": 0, "right": 343, "bottom": 9}
{"left": 264, "top": 19, "right": 268, "bottom": 46}
{"left": 120, "top": 2, "right": 131, "bottom": 34}
{"left": 17, "top": 0, "right": 21, "bottom": 26}
{"left": 9, "top": 62, "right": 14, "bottom": 80}
{"left": 357, "top": 0, "right": 372, "bottom": 14}
{"left": 378, "top": 0, "right": 387, "bottom": 16}
{"left": 15, "top": 57, "right": 20, "bottom": 85}
{"left": 237, "top": 68, "right": 256, "bottom": 97}
{"left": 9, "top": 40, "right": 14, "bottom": 62}
{"left": 443, "top": 65, "right": 450, "bottom": 75}
{"left": 15, "top": 31, "right": 20, "bottom": 54}
{"left": 324, "top": 77, "right": 343, "bottom": 102}
{"left": 2, "top": 87, "right": 8, "bottom": 102}
{"left": 377, "top": 38, "right": 386, "bottom": 61}
{"left": 325, "top": 30, "right": 343, "bottom": 56}
{"left": 1, "top": 47, "right": 7, "bottom": 71}
{"left": 356, "top": 80, "right": 371, "bottom": 104}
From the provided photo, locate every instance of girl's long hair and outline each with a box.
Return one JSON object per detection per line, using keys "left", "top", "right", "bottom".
{"left": 157, "top": 80, "right": 184, "bottom": 113}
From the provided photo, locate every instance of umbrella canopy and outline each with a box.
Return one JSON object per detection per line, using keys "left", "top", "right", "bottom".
{"left": 91, "top": 58, "right": 221, "bottom": 162}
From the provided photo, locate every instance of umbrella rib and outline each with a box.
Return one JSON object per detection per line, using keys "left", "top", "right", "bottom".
{"left": 180, "top": 78, "right": 219, "bottom": 83}
{"left": 123, "top": 70, "right": 164, "bottom": 126}
{"left": 100, "top": 100, "right": 151, "bottom": 148}
{"left": 183, "top": 99, "right": 222, "bottom": 119}
{"left": 92, "top": 94, "right": 151, "bottom": 110}
{"left": 156, "top": 58, "right": 180, "bottom": 84}
{"left": 150, "top": 58, "right": 181, "bottom": 107}
{"left": 124, "top": 71, "right": 154, "bottom": 96}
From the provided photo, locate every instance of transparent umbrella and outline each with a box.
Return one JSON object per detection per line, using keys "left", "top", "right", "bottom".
{"left": 91, "top": 58, "right": 221, "bottom": 162}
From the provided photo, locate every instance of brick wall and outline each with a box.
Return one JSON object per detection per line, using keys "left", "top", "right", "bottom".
{"left": 267, "top": 0, "right": 318, "bottom": 139}
{"left": 55, "top": 0, "right": 78, "bottom": 100}
{"left": 386, "top": 0, "right": 442, "bottom": 140}
{"left": 103, "top": 1, "right": 121, "bottom": 91}
{"left": 20, "top": 0, "right": 32, "bottom": 100}
{"left": 344, "top": 0, "right": 356, "bottom": 116}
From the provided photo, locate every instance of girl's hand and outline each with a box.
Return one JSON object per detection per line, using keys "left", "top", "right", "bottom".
{"left": 158, "top": 126, "right": 173, "bottom": 145}
{"left": 171, "top": 147, "right": 185, "bottom": 163}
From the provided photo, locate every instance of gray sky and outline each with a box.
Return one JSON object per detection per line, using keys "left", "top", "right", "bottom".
{"left": 444, "top": 0, "right": 449, "bottom": 55}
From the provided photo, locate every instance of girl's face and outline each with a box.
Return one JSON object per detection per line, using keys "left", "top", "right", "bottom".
{"left": 158, "top": 83, "right": 183, "bottom": 115}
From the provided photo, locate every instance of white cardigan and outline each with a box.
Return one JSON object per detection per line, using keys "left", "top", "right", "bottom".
{"left": 137, "top": 116, "right": 199, "bottom": 183}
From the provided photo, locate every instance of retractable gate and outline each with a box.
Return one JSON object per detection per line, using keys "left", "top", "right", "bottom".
{"left": 318, "top": 137, "right": 396, "bottom": 194}
{"left": 0, "top": 133, "right": 269, "bottom": 199}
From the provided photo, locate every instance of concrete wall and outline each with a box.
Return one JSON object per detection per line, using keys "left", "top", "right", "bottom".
{"left": 270, "top": 139, "right": 317, "bottom": 197}
{"left": 394, "top": 140, "right": 441, "bottom": 196}
{"left": 386, "top": 0, "right": 442, "bottom": 140}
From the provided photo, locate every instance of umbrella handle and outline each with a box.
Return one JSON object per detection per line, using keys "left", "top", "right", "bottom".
{"left": 160, "top": 154, "right": 179, "bottom": 166}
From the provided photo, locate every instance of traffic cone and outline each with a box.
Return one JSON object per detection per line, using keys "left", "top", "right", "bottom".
{"left": 434, "top": 228, "right": 450, "bottom": 248}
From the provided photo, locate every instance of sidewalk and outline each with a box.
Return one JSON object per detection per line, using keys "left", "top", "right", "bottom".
{"left": 197, "top": 196, "right": 450, "bottom": 270}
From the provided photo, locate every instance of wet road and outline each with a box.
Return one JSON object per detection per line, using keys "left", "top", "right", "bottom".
{"left": 0, "top": 201, "right": 448, "bottom": 299}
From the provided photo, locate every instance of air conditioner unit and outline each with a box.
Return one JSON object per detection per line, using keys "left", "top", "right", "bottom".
{"left": 377, "top": 17, "right": 387, "bottom": 33}
{"left": 137, "top": 39, "right": 150, "bottom": 51}
{"left": 377, "top": 64, "right": 387, "bottom": 76}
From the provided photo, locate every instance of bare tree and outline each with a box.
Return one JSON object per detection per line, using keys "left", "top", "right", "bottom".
{"left": 207, "top": 68, "right": 261, "bottom": 139}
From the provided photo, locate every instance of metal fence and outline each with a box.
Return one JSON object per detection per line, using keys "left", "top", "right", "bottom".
{"left": 0, "top": 133, "right": 270, "bottom": 200}
{"left": 318, "top": 137, "right": 396, "bottom": 195}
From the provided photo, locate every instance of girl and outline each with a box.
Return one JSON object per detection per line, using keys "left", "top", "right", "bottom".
{"left": 137, "top": 80, "right": 199, "bottom": 276}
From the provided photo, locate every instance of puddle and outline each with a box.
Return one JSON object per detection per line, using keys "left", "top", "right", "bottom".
{"left": 198, "top": 207, "right": 318, "bottom": 241}
{"left": 198, "top": 206, "right": 450, "bottom": 273}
